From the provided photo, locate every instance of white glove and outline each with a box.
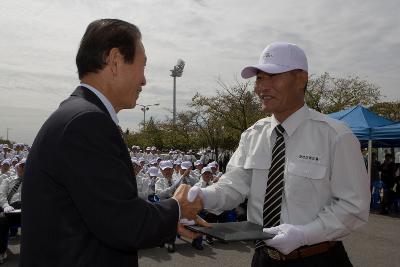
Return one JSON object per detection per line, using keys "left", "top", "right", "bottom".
{"left": 263, "top": 224, "right": 307, "bottom": 255}
{"left": 3, "top": 205, "right": 14, "bottom": 213}
{"left": 187, "top": 186, "right": 205, "bottom": 202}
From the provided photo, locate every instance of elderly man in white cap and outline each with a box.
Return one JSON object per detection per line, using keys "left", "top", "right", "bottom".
{"left": 187, "top": 42, "right": 369, "bottom": 266}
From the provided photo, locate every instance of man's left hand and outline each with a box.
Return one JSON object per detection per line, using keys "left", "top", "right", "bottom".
{"left": 263, "top": 224, "right": 307, "bottom": 255}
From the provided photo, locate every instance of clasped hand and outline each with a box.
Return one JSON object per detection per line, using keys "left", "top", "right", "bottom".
{"left": 173, "top": 184, "right": 203, "bottom": 220}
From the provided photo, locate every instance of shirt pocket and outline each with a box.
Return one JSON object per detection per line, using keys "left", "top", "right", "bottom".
{"left": 285, "top": 161, "right": 327, "bottom": 203}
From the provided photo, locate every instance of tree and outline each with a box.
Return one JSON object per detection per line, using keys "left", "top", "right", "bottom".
{"left": 191, "top": 79, "right": 264, "bottom": 140}
{"left": 370, "top": 101, "right": 400, "bottom": 121}
{"left": 306, "top": 72, "right": 381, "bottom": 114}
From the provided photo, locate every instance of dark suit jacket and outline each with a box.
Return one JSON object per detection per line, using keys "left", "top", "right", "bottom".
{"left": 21, "top": 87, "right": 179, "bottom": 267}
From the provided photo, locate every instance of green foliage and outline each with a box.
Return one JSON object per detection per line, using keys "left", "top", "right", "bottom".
{"left": 306, "top": 72, "right": 381, "bottom": 114}
{"left": 370, "top": 101, "right": 400, "bottom": 121}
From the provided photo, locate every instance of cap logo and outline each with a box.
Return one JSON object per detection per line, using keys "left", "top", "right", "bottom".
{"left": 263, "top": 52, "right": 273, "bottom": 59}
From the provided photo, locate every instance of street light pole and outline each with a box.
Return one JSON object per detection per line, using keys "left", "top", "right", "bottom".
{"left": 6, "top": 128, "right": 11, "bottom": 141}
{"left": 137, "top": 104, "right": 160, "bottom": 131}
{"left": 170, "top": 59, "right": 185, "bottom": 126}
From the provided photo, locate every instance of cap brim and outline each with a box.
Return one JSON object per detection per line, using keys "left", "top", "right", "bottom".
{"left": 241, "top": 64, "right": 295, "bottom": 79}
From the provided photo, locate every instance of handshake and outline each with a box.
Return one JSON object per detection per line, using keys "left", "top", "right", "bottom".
{"left": 172, "top": 184, "right": 205, "bottom": 220}
{"left": 172, "top": 184, "right": 211, "bottom": 239}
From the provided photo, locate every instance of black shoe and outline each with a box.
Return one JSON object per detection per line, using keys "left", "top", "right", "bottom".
{"left": 205, "top": 236, "right": 214, "bottom": 245}
{"left": 191, "top": 238, "right": 204, "bottom": 250}
{"left": 166, "top": 243, "right": 175, "bottom": 253}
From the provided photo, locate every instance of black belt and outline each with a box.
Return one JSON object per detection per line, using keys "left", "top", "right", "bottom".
{"left": 261, "top": 241, "right": 339, "bottom": 261}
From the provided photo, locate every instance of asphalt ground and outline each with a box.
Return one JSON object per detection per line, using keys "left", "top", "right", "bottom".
{"left": 3, "top": 213, "right": 400, "bottom": 267}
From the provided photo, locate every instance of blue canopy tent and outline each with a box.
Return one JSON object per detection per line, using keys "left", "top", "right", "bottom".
{"left": 328, "top": 105, "right": 399, "bottom": 179}
{"left": 329, "top": 105, "right": 394, "bottom": 141}
{"left": 369, "top": 122, "right": 400, "bottom": 148}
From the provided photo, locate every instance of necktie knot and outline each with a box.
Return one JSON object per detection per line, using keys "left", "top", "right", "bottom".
{"left": 275, "top": 124, "right": 285, "bottom": 137}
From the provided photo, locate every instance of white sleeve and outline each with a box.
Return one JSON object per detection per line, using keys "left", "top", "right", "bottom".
{"left": 302, "top": 132, "right": 370, "bottom": 245}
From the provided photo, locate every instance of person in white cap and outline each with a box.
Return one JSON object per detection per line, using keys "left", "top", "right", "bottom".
{"left": 173, "top": 159, "right": 182, "bottom": 179}
{"left": 0, "top": 157, "right": 26, "bottom": 261}
{"left": 207, "top": 161, "right": 222, "bottom": 183}
{"left": 179, "top": 161, "right": 198, "bottom": 186}
{"left": 187, "top": 42, "right": 369, "bottom": 266}
{"left": 194, "top": 167, "right": 213, "bottom": 188}
{"left": 0, "top": 160, "right": 12, "bottom": 185}
{"left": 0, "top": 158, "right": 25, "bottom": 212}
{"left": 156, "top": 161, "right": 181, "bottom": 200}
{"left": 144, "top": 166, "right": 160, "bottom": 202}
{"left": 192, "top": 160, "right": 204, "bottom": 180}
{"left": 0, "top": 145, "right": 13, "bottom": 161}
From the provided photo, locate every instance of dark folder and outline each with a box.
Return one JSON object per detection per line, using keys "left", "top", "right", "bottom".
{"left": 185, "top": 221, "right": 275, "bottom": 242}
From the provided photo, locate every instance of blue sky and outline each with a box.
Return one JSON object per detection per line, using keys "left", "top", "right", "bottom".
{"left": 0, "top": 0, "right": 399, "bottom": 144}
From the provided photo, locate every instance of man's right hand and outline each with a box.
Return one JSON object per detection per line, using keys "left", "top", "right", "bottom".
{"left": 173, "top": 184, "right": 203, "bottom": 220}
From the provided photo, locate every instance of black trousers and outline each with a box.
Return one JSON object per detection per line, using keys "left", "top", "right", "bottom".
{"left": 251, "top": 242, "right": 353, "bottom": 267}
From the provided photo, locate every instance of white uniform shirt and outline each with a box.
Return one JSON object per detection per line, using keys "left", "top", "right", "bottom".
{"left": 155, "top": 176, "right": 179, "bottom": 199}
{"left": 0, "top": 171, "right": 12, "bottom": 185}
{"left": 203, "top": 105, "right": 370, "bottom": 246}
{"left": 180, "top": 173, "right": 198, "bottom": 187}
{"left": 192, "top": 169, "right": 202, "bottom": 181}
{"left": 0, "top": 174, "right": 22, "bottom": 208}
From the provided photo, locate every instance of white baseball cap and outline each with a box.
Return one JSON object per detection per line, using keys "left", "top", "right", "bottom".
{"left": 241, "top": 42, "right": 308, "bottom": 79}
{"left": 207, "top": 161, "right": 218, "bottom": 168}
{"left": 194, "top": 160, "right": 203, "bottom": 166}
{"left": 201, "top": 166, "right": 212, "bottom": 175}
{"left": 180, "top": 161, "right": 192, "bottom": 170}
{"left": 160, "top": 160, "right": 173, "bottom": 170}
{"left": 148, "top": 166, "right": 159, "bottom": 177}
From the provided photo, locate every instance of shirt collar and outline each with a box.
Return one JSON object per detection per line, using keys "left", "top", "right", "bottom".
{"left": 80, "top": 83, "right": 119, "bottom": 125}
{"left": 269, "top": 104, "right": 309, "bottom": 138}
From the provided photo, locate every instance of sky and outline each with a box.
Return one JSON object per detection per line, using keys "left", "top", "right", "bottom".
{"left": 0, "top": 0, "right": 399, "bottom": 144}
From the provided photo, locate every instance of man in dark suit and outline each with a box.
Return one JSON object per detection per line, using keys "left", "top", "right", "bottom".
{"left": 21, "top": 19, "right": 201, "bottom": 267}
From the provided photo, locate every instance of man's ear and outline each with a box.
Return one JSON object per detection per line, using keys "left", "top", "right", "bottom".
{"left": 297, "top": 71, "right": 308, "bottom": 92}
{"left": 107, "top": 48, "right": 122, "bottom": 77}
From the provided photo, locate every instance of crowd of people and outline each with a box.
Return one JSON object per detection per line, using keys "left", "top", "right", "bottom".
{"left": 369, "top": 152, "right": 400, "bottom": 214}
{"left": 129, "top": 145, "right": 241, "bottom": 251}
{"left": 0, "top": 143, "right": 29, "bottom": 263}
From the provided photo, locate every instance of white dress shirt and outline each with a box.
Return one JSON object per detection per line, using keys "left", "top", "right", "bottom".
{"left": 203, "top": 105, "right": 370, "bottom": 246}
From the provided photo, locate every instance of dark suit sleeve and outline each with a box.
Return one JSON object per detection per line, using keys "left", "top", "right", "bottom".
{"left": 57, "top": 111, "right": 179, "bottom": 251}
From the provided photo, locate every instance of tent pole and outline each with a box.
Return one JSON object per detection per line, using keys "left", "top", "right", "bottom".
{"left": 368, "top": 140, "right": 372, "bottom": 184}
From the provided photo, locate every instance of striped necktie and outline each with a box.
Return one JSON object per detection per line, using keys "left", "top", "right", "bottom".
{"left": 255, "top": 124, "right": 286, "bottom": 249}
